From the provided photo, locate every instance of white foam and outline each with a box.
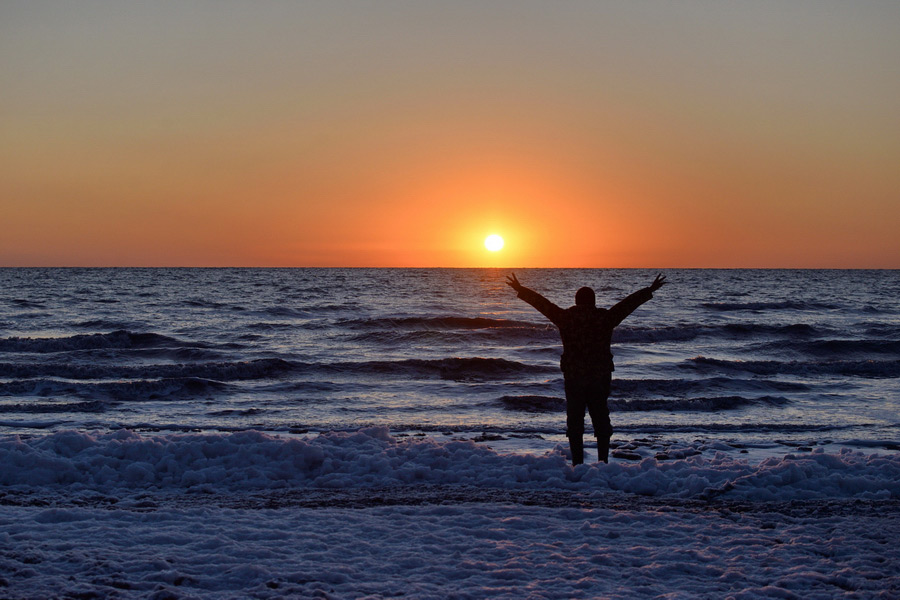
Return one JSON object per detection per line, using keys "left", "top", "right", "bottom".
{"left": 2, "top": 428, "right": 898, "bottom": 501}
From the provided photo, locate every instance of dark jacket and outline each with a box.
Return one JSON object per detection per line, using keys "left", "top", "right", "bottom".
{"left": 517, "top": 285, "right": 653, "bottom": 378}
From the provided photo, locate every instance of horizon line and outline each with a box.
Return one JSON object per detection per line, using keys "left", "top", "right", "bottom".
{"left": 1, "top": 265, "right": 897, "bottom": 271}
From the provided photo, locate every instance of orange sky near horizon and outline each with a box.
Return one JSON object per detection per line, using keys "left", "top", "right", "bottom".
{"left": 2, "top": 2, "right": 899, "bottom": 268}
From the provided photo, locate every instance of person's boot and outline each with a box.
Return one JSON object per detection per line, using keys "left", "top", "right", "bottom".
{"left": 597, "top": 438, "right": 610, "bottom": 463}
{"left": 568, "top": 436, "right": 584, "bottom": 466}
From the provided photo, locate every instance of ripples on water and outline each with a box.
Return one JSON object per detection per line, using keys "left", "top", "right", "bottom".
{"left": 0, "top": 268, "right": 898, "bottom": 454}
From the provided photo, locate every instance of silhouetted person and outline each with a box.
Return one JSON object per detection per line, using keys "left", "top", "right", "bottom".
{"left": 507, "top": 273, "right": 667, "bottom": 465}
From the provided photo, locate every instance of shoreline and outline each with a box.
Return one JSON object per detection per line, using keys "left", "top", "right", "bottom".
{"left": 2, "top": 490, "right": 897, "bottom": 599}
{"left": 5, "top": 483, "right": 900, "bottom": 517}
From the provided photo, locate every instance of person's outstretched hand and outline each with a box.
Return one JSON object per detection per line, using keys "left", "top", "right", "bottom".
{"left": 506, "top": 273, "right": 524, "bottom": 293}
{"left": 649, "top": 273, "right": 667, "bottom": 292}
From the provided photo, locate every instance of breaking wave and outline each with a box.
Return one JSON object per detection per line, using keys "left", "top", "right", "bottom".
{"left": 688, "top": 356, "right": 900, "bottom": 378}
{"left": 0, "top": 330, "right": 206, "bottom": 353}
{"left": 333, "top": 357, "right": 555, "bottom": 380}
{"left": 499, "top": 394, "right": 790, "bottom": 413}
{"left": 499, "top": 395, "right": 565, "bottom": 412}
{"left": 756, "top": 339, "right": 900, "bottom": 358}
{"left": 0, "top": 400, "right": 106, "bottom": 414}
{"left": 701, "top": 301, "right": 841, "bottom": 312}
{"left": 0, "top": 377, "right": 230, "bottom": 401}
{"left": 612, "top": 396, "right": 790, "bottom": 412}
{"left": 0, "top": 358, "right": 296, "bottom": 382}
{"left": 339, "top": 316, "right": 544, "bottom": 330}
{"left": 73, "top": 319, "right": 142, "bottom": 330}
{"left": 1, "top": 428, "right": 897, "bottom": 501}
{"left": 612, "top": 377, "right": 808, "bottom": 396}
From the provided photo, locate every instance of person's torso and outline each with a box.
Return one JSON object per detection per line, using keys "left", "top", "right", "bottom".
{"left": 557, "top": 306, "right": 616, "bottom": 376}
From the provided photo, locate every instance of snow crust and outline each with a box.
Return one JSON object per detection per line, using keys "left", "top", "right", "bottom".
{"left": 2, "top": 499, "right": 898, "bottom": 599}
{"left": 2, "top": 429, "right": 899, "bottom": 598}
{"left": 2, "top": 427, "right": 899, "bottom": 501}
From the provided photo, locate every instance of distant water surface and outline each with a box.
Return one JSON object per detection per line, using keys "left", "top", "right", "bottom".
{"left": 1, "top": 268, "right": 898, "bottom": 456}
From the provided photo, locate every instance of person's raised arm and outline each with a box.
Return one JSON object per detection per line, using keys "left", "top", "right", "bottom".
{"left": 607, "top": 273, "right": 667, "bottom": 327}
{"left": 506, "top": 273, "right": 565, "bottom": 326}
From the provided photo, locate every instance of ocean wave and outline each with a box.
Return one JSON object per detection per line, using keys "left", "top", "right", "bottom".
{"left": 757, "top": 339, "right": 900, "bottom": 358}
{"left": 0, "top": 400, "right": 106, "bottom": 414}
{"left": 611, "top": 396, "right": 790, "bottom": 412}
{"left": 95, "top": 346, "right": 231, "bottom": 361}
{"left": 251, "top": 380, "right": 354, "bottom": 394}
{"left": 73, "top": 319, "right": 142, "bottom": 330}
{"left": 0, "top": 356, "right": 549, "bottom": 385}
{"left": 244, "top": 322, "right": 297, "bottom": 331}
{"left": 0, "top": 357, "right": 295, "bottom": 382}
{"left": 6, "top": 298, "right": 46, "bottom": 309}
{"left": 208, "top": 407, "right": 266, "bottom": 417}
{"left": 614, "top": 422, "right": 863, "bottom": 434}
{"left": 612, "top": 325, "right": 707, "bottom": 343}
{"left": 182, "top": 298, "right": 236, "bottom": 310}
{"left": 0, "top": 419, "right": 62, "bottom": 429}
{"left": 499, "top": 395, "right": 565, "bottom": 412}
{"left": 258, "top": 306, "right": 311, "bottom": 318}
{"left": 612, "top": 377, "right": 809, "bottom": 396}
{"left": 339, "top": 316, "right": 544, "bottom": 330}
{"left": 862, "top": 304, "right": 893, "bottom": 314}
{"left": 687, "top": 356, "right": 900, "bottom": 378}
{"left": 701, "top": 301, "right": 841, "bottom": 312}
{"left": 865, "top": 323, "right": 900, "bottom": 338}
{"left": 1, "top": 428, "right": 897, "bottom": 500}
{"left": 499, "top": 394, "right": 789, "bottom": 413}
{"left": 720, "top": 323, "right": 825, "bottom": 337}
{"left": 0, "top": 377, "right": 230, "bottom": 401}
{"left": 301, "top": 303, "right": 356, "bottom": 313}
{"left": 346, "top": 330, "right": 474, "bottom": 345}
{"left": 610, "top": 322, "right": 837, "bottom": 345}
{"left": 338, "top": 357, "right": 556, "bottom": 381}
{"left": 349, "top": 327, "right": 558, "bottom": 346}
{"left": 0, "top": 330, "right": 206, "bottom": 353}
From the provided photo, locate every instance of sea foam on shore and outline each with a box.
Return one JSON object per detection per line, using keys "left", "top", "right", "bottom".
{"left": 3, "top": 428, "right": 898, "bottom": 502}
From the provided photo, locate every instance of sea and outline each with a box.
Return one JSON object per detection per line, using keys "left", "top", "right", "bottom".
{"left": 1, "top": 268, "right": 898, "bottom": 460}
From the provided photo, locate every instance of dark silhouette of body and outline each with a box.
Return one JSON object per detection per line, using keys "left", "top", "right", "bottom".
{"left": 507, "top": 273, "right": 667, "bottom": 465}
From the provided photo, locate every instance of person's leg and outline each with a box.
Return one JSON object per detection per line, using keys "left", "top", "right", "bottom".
{"left": 564, "top": 378, "right": 586, "bottom": 465}
{"left": 585, "top": 373, "right": 613, "bottom": 463}
{"left": 568, "top": 435, "right": 584, "bottom": 466}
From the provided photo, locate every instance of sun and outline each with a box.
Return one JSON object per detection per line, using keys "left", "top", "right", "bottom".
{"left": 484, "top": 234, "right": 505, "bottom": 252}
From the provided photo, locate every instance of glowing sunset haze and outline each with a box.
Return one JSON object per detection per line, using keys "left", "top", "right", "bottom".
{"left": 2, "top": 2, "right": 898, "bottom": 267}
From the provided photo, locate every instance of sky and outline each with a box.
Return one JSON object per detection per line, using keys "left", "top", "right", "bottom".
{"left": 2, "top": 1, "right": 898, "bottom": 268}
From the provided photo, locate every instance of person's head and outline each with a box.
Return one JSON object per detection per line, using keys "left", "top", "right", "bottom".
{"left": 575, "top": 286, "right": 595, "bottom": 307}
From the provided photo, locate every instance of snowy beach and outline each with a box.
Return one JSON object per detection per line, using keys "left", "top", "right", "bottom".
{"left": 4, "top": 493, "right": 898, "bottom": 599}
{"left": 2, "top": 268, "right": 899, "bottom": 597}
{"left": 2, "top": 428, "right": 900, "bottom": 598}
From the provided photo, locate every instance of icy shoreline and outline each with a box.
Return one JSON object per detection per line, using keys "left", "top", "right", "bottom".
{"left": 2, "top": 428, "right": 899, "bottom": 599}
{"left": 2, "top": 493, "right": 898, "bottom": 599}
{"left": 3, "top": 427, "right": 899, "bottom": 501}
